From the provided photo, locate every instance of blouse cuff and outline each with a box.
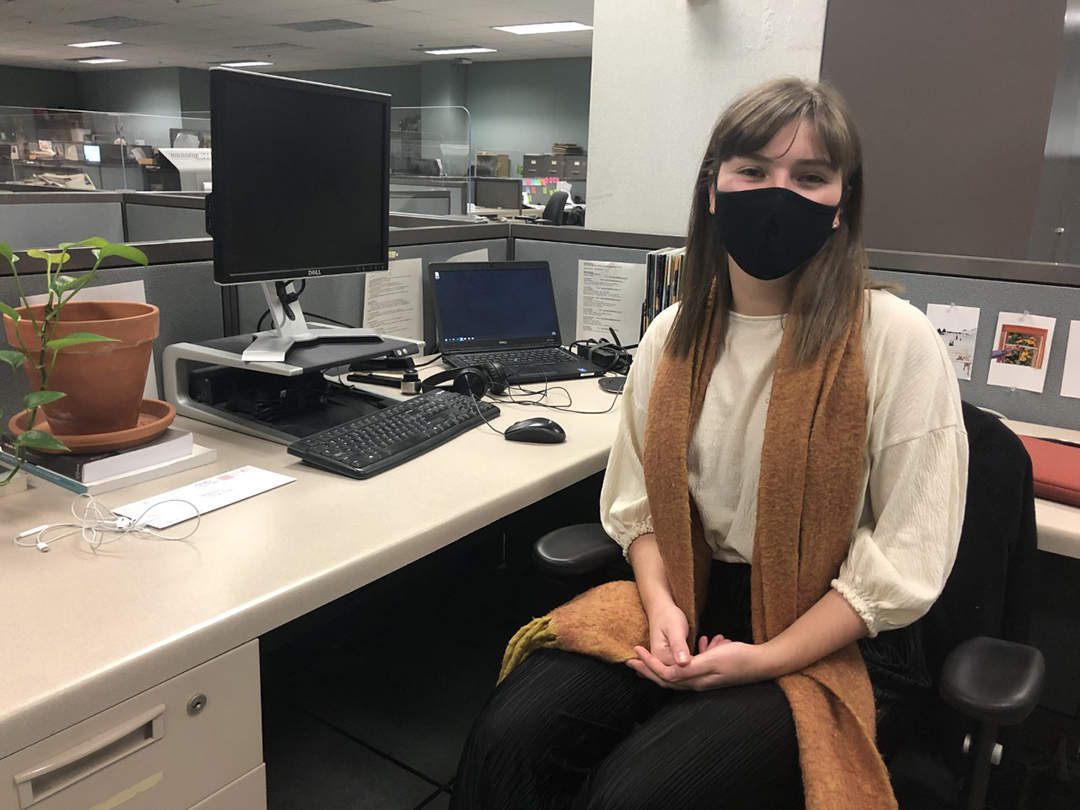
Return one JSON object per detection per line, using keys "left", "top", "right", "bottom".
{"left": 612, "top": 518, "right": 654, "bottom": 559}
{"left": 831, "top": 578, "right": 880, "bottom": 638}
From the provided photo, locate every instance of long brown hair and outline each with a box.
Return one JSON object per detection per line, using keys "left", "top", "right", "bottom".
{"left": 668, "top": 77, "right": 878, "bottom": 363}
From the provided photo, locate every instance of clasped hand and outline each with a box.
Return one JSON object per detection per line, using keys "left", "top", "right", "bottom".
{"left": 627, "top": 604, "right": 767, "bottom": 691}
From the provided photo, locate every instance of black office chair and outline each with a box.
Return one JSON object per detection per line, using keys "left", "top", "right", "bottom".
{"left": 535, "top": 190, "right": 569, "bottom": 225}
{"left": 530, "top": 402, "right": 1044, "bottom": 810}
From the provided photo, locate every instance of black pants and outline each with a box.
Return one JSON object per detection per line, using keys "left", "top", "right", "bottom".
{"left": 452, "top": 562, "right": 928, "bottom": 810}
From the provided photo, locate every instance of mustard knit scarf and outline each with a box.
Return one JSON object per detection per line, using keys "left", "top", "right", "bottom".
{"left": 501, "top": 292, "right": 896, "bottom": 809}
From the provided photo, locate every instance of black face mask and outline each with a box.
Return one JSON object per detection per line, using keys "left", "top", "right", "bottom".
{"left": 714, "top": 187, "right": 839, "bottom": 281}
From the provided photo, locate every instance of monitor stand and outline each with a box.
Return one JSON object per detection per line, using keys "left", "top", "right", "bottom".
{"left": 242, "top": 280, "right": 379, "bottom": 363}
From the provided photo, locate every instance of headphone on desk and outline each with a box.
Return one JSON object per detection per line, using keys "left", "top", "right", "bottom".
{"left": 420, "top": 361, "right": 509, "bottom": 399}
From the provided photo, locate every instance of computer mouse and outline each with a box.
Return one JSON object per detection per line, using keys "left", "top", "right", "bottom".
{"left": 504, "top": 417, "right": 566, "bottom": 444}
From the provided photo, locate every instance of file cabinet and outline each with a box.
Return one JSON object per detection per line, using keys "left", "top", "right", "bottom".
{"left": 0, "top": 642, "right": 263, "bottom": 810}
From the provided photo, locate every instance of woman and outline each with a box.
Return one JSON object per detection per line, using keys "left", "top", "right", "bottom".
{"left": 453, "top": 77, "right": 967, "bottom": 810}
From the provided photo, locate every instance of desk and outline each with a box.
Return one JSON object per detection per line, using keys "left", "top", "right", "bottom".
{"left": 0, "top": 377, "right": 623, "bottom": 792}
{"left": 1, "top": 396, "right": 1077, "bottom": 807}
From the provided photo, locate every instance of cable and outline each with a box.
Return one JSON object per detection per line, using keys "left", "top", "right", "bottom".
{"left": 13, "top": 494, "right": 201, "bottom": 553}
{"left": 490, "top": 374, "right": 623, "bottom": 416}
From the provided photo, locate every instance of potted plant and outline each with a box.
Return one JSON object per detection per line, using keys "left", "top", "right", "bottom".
{"left": 0, "top": 238, "right": 150, "bottom": 485}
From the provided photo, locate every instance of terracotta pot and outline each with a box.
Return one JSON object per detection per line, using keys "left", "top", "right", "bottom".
{"left": 3, "top": 301, "right": 159, "bottom": 436}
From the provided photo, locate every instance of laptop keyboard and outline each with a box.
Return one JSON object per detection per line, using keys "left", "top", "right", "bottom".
{"left": 456, "top": 347, "right": 576, "bottom": 367}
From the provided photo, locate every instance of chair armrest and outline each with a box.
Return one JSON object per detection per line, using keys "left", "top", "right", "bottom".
{"left": 533, "top": 523, "right": 623, "bottom": 577}
{"left": 938, "top": 636, "right": 1045, "bottom": 726}
{"left": 533, "top": 218, "right": 556, "bottom": 225}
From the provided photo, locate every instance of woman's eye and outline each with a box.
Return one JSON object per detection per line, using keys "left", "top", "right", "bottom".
{"left": 737, "top": 167, "right": 764, "bottom": 178}
{"left": 799, "top": 174, "right": 826, "bottom": 184}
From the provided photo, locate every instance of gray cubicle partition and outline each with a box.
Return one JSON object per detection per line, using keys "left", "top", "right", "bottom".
{"left": 0, "top": 192, "right": 125, "bottom": 250}
{"left": 513, "top": 239, "right": 654, "bottom": 346}
{"left": 234, "top": 231, "right": 511, "bottom": 352}
{"left": 123, "top": 194, "right": 208, "bottom": 242}
{"left": 870, "top": 268, "right": 1080, "bottom": 430}
{"left": 2, "top": 216, "right": 1078, "bottom": 432}
{"left": 0, "top": 251, "right": 222, "bottom": 425}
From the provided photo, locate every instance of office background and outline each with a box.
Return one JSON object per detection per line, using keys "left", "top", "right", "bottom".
{"left": 2, "top": 2, "right": 1079, "bottom": 809}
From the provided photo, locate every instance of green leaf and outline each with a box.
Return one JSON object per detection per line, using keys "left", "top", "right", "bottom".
{"left": 57, "top": 237, "right": 109, "bottom": 250}
{"left": 0, "top": 349, "right": 26, "bottom": 370}
{"left": 26, "top": 249, "right": 69, "bottom": 267}
{"left": 94, "top": 243, "right": 149, "bottom": 266}
{"left": 15, "top": 429, "right": 68, "bottom": 452}
{"left": 22, "top": 390, "right": 65, "bottom": 409}
{"left": 45, "top": 332, "right": 118, "bottom": 350}
{"left": 0, "top": 241, "right": 16, "bottom": 267}
{"left": 51, "top": 275, "right": 78, "bottom": 295}
{"left": 0, "top": 302, "right": 20, "bottom": 321}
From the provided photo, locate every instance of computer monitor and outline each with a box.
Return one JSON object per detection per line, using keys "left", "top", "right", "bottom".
{"left": 207, "top": 67, "right": 391, "bottom": 361}
{"left": 83, "top": 144, "right": 101, "bottom": 164}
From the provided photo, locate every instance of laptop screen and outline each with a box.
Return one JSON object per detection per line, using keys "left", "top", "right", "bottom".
{"left": 431, "top": 262, "right": 561, "bottom": 350}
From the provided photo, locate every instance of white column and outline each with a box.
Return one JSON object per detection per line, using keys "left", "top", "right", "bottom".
{"left": 586, "top": 0, "right": 829, "bottom": 236}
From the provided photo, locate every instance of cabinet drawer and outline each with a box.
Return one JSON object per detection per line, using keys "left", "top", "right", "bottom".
{"left": 564, "top": 157, "right": 587, "bottom": 179}
{"left": 189, "top": 765, "right": 265, "bottom": 810}
{"left": 0, "top": 642, "right": 261, "bottom": 810}
{"left": 522, "top": 154, "right": 544, "bottom": 177}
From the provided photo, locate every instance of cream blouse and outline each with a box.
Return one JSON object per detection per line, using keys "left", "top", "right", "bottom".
{"left": 599, "top": 290, "right": 968, "bottom": 637}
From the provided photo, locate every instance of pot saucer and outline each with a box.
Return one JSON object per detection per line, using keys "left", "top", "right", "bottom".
{"left": 9, "top": 399, "right": 177, "bottom": 454}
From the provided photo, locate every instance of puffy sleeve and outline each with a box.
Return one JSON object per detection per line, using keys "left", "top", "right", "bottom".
{"left": 599, "top": 305, "right": 678, "bottom": 554}
{"left": 832, "top": 294, "right": 969, "bottom": 637}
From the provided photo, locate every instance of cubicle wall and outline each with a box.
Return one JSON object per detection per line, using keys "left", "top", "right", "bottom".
{"left": 233, "top": 235, "right": 510, "bottom": 346}
{"left": 124, "top": 195, "right": 208, "bottom": 242}
{"left": 0, "top": 193, "right": 125, "bottom": 250}
{"left": 0, "top": 254, "right": 223, "bottom": 424}
{"left": 2, "top": 214, "right": 1078, "bottom": 432}
{"left": 513, "top": 238, "right": 654, "bottom": 346}
{"left": 871, "top": 268, "right": 1080, "bottom": 430}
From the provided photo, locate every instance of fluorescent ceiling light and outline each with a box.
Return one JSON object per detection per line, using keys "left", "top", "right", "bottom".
{"left": 67, "top": 40, "right": 122, "bottom": 48}
{"left": 493, "top": 22, "right": 592, "bottom": 35}
{"left": 78, "top": 58, "right": 127, "bottom": 64}
{"left": 218, "top": 61, "right": 274, "bottom": 67}
{"left": 423, "top": 46, "right": 496, "bottom": 55}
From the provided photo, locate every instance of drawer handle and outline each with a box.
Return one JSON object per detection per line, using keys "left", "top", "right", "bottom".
{"left": 14, "top": 704, "right": 166, "bottom": 808}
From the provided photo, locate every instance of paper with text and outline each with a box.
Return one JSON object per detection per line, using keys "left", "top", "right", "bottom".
{"left": 576, "top": 260, "right": 647, "bottom": 345}
{"left": 115, "top": 466, "right": 296, "bottom": 529}
{"left": 1061, "top": 320, "right": 1080, "bottom": 399}
{"left": 362, "top": 257, "right": 423, "bottom": 342}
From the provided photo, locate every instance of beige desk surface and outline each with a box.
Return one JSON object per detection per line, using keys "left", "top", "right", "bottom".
{"left": 1, "top": 391, "right": 1076, "bottom": 761}
{"left": 0, "top": 377, "right": 624, "bottom": 760}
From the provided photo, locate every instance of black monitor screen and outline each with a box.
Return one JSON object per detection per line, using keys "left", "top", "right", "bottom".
{"left": 432, "top": 263, "right": 560, "bottom": 348}
{"left": 209, "top": 68, "right": 389, "bottom": 284}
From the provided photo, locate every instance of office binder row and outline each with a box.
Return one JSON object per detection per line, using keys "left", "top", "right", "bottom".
{"left": 641, "top": 247, "right": 687, "bottom": 338}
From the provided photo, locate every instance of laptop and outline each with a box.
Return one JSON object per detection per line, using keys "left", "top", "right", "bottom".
{"left": 429, "top": 260, "right": 607, "bottom": 385}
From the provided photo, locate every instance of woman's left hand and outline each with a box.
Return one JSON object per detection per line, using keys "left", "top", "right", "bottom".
{"left": 626, "top": 635, "right": 772, "bottom": 690}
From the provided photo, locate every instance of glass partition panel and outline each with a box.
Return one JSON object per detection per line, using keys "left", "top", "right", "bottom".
{"left": 390, "top": 106, "right": 472, "bottom": 179}
{"left": 0, "top": 106, "right": 210, "bottom": 192}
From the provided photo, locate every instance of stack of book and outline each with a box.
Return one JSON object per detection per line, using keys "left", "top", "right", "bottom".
{"left": 553, "top": 143, "right": 585, "bottom": 155}
{"left": 0, "top": 428, "right": 216, "bottom": 495}
{"left": 641, "top": 247, "right": 687, "bottom": 337}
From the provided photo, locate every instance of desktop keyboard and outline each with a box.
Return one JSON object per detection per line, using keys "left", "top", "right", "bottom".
{"left": 455, "top": 347, "right": 577, "bottom": 367}
{"left": 286, "top": 389, "right": 500, "bottom": 479}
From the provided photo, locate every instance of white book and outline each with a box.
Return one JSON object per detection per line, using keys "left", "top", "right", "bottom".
{"left": 83, "top": 444, "right": 218, "bottom": 496}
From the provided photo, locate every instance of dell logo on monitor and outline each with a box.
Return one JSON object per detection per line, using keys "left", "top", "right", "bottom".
{"left": 307, "top": 269, "right": 322, "bottom": 276}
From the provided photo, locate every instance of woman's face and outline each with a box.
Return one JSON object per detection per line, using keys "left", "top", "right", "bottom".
{"left": 710, "top": 118, "right": 844, "bottom": 222}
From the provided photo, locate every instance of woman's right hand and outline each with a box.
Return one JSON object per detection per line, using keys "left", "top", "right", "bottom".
{"left": 646, "top": 599, "right": 692, "bottom": 666}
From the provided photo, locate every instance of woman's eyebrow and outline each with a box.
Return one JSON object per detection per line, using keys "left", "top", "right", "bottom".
{"left": 736, "top": 153, "right": 834, "bottom": 170}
